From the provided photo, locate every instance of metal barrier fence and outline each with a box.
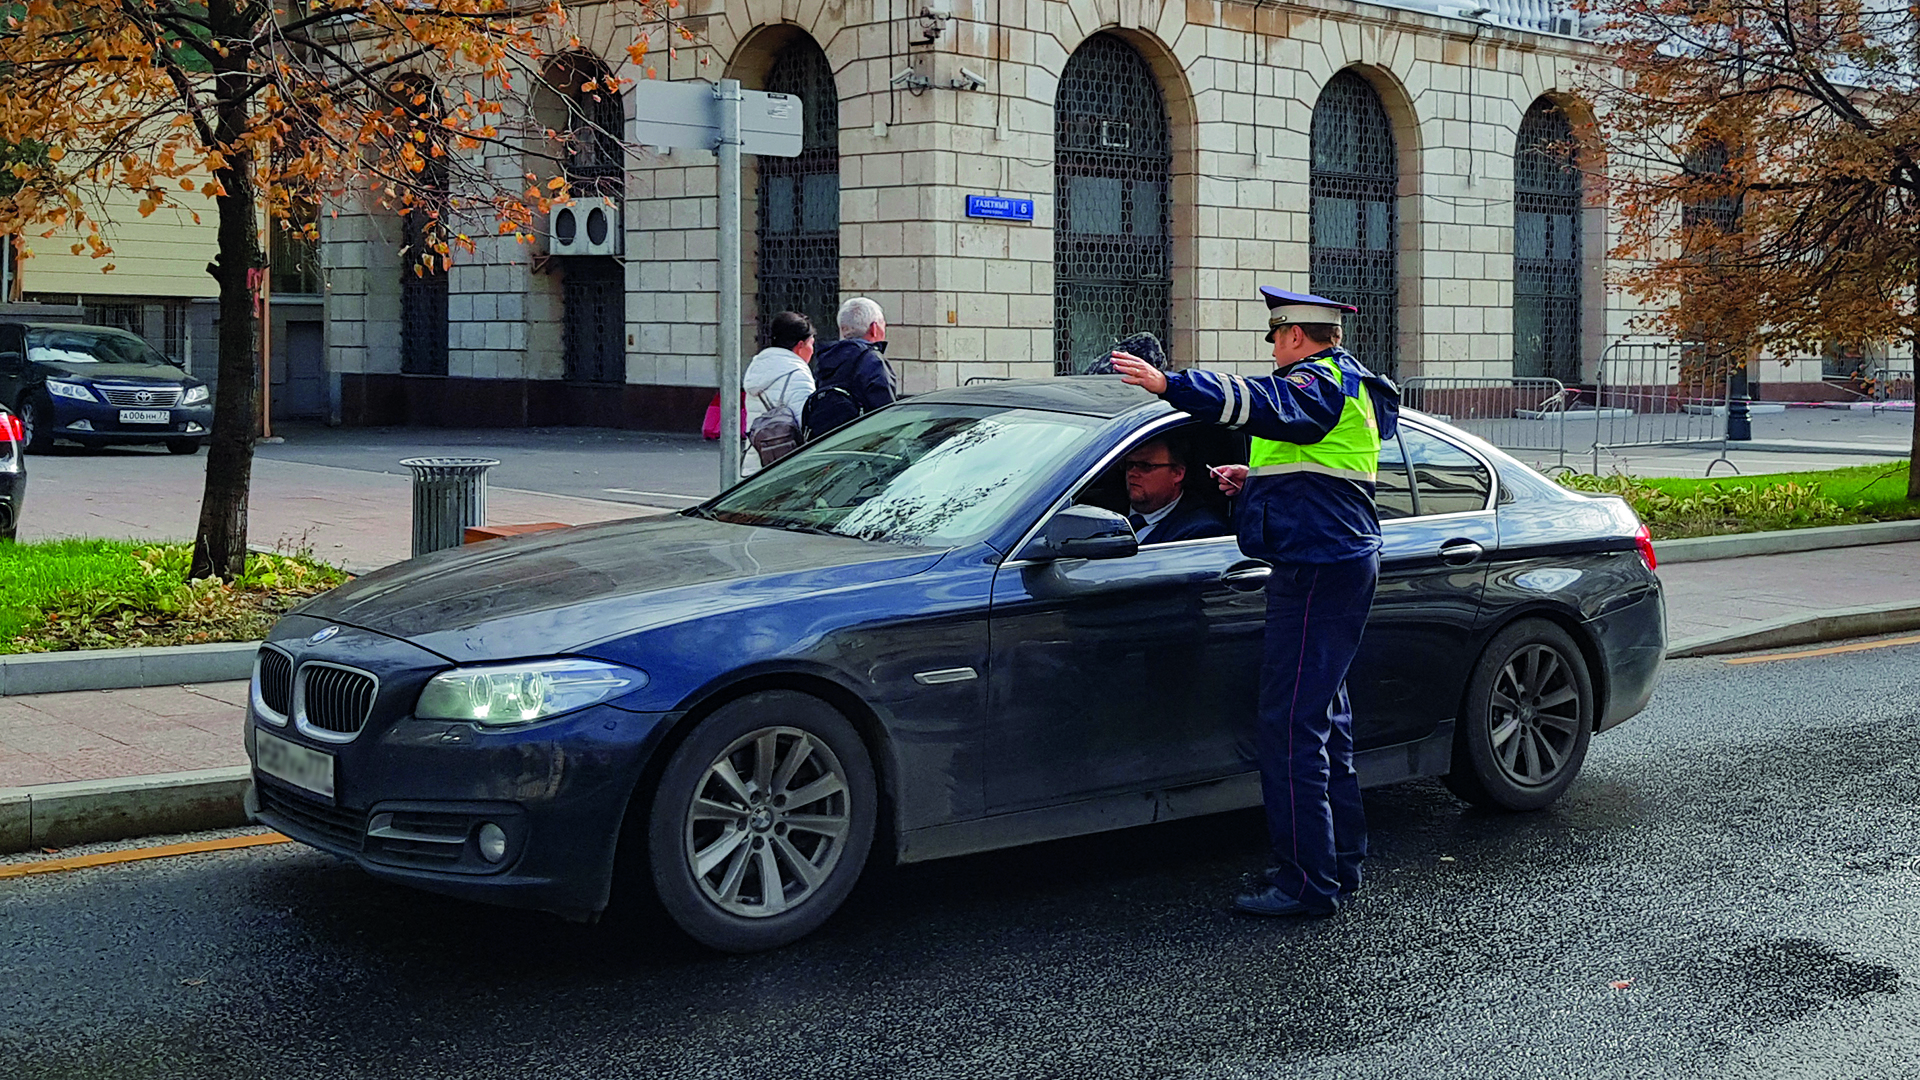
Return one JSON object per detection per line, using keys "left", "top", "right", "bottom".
{"left": 1399, "top": 377, "right": 1572, "bottom": 470}
{"left": 1591, "top": 340, "right": 1734, "bottom": 475}
{"left": 1871, "top": 368, "right": 1915, "bottom": 405}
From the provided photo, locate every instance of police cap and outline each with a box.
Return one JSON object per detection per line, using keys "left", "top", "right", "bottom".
{"left": 1259, "top": 287, "right": 1358, "bottom": 342}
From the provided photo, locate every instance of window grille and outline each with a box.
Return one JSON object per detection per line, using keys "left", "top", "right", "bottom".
{"left": 1514, "top": 99, "right": 1582, "bottom": 383}
{"left": 562, "top": 56, "right": 625, "bottom": 198}
{"left": 85, "top": 301, "right": 145, "bottom": 335}
{"left": 1053, "top": 33, "right": 1172, "bottom": 376}
{"left": 1309, "top": 70, "right": 1399, "bottom": 379}
{"left": 400, "top": 166, "right": 450, "bottom": 376}
{"left": 755, "top": 39, "right": 840, "bottom": 345}
{"left": 163, "top": 301, "right": 188, "bottom": 363}
{"left": 563, "top": 259, "right": 626, "bottom": 384}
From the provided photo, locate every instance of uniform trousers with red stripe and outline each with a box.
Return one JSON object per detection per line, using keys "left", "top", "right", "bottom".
{"left": 1257, "top": 553, "right": 1378, "bottom": 912}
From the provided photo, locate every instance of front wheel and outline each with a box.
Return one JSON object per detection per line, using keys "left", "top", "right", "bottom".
{"left": 1444, "top": 619, "right": 1595, "bottom": 812}
{"left": 17, "top": 395, "right": 54, "bottom": 454}
{"left": 166, "top": 439, "right": 202, "bottom": 455}
{"left": 646, "top": 690, "right": 877, "bottom": 952}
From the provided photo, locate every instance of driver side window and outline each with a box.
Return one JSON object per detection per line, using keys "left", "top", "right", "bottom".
{"left": 1073, "top": 424, "right": 1243, "bottom": 546}
{"left": 0, "top": 325, "right": 22, "bottom": 375}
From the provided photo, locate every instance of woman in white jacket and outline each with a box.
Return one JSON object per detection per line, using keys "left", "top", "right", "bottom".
{"left": 742, "top": 311, "right": 818, "bottom": 474}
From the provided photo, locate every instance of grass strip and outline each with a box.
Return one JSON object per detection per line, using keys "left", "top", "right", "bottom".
{"left": 1560, "top": 462, "right": 1917, "bottom": 539}
{"left": 0, "top": 540, "right": 348, "bottom": 654}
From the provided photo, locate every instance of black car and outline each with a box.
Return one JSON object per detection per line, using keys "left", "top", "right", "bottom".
{"left": 0, "top": 322, "right": 213, "bottom": 454}
{"left": 245, "top": 379, "right": 1665, "bottom": 952}
{"left": 0, "top": 403, "right": 22, "bottom": 540}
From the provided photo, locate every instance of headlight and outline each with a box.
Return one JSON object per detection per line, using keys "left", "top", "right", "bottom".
{"left": 182, "top": 385, "right": 210, "bottom": 405}
{"left": 414, "top": 659, "right": 647, "bottom": 726}
{"left": 46, "top": 380, "right": 94, "bottom": 402}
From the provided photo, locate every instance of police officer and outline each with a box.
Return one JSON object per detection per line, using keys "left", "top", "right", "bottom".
{"left": 1110, "top": 287, "right": 1399, "bottom": 918}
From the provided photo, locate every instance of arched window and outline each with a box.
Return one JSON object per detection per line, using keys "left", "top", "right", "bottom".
{"left": 1514, "top": 98, "right": 1581, "bottom": 383}
{"left": 549, "top": 53, "right": 625, "bottom": 384}
{"left": 755, "top": 38, "right": 839, "bottom": 345}
{"left": 1309, "top": 70, "right": 1398, "bottom": 378}
{"left": 393, "top": 75, "right": 448, "bottom": 377}
{"left": 1053, "top": 33, "right": 1171, "bottom": 376}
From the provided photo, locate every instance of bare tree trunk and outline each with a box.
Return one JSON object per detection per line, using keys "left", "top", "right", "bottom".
{"left": 1911, "top": 261, "right": 1920, "bottom": 500}
{"left": 189, "top": 19, "right": 261, "bottom": 581}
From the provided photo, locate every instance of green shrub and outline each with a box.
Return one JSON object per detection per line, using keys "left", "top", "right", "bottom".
{"left": 1558, "top": 472, "right": 1857, "bottom": 537}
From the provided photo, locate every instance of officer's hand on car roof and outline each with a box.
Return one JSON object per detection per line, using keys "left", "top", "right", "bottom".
{"left": 1110, "top": 352, "right": 1167, "bottom": 395}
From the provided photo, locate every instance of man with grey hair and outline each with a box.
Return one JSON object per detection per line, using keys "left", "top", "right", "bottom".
{"left": 803, "top": 296, "right": 897, "bottom": 440}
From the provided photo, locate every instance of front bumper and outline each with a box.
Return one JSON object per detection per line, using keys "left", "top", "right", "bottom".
{"left": 49, "top": 395, "right": 211, "bottom": 444}
{"left": 246, "top": 699, "right": 679, "bottom": 921}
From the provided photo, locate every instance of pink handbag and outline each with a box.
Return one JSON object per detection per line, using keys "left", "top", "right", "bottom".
{"left": 701, "top": 392, "right": 746, "bottom": 440}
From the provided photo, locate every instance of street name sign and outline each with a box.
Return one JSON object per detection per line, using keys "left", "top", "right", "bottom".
{"left": 966, "top": 195, "right": 1035, "bottom": 222}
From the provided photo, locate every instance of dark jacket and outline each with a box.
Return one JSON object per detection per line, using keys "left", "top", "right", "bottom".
{"left": 1140, "top": 494, "right": 1231, "bottom": 544}
{"left": 1160, "top": 347, "right": 1400, "bottom": 564}
{"left": 804, "top": 337, "right": 896, "bottom": 439}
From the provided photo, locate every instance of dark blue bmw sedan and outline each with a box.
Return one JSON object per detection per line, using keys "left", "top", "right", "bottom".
{"left": 246, "top": 379, "right": 1664, "bottom": 952}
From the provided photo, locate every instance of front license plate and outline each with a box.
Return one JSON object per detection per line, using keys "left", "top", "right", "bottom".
{"left": 119, "top": 409, "right": 170, "bottom": 424}
{"left": 255, "top": 728, "right": 335, "bottom": 800}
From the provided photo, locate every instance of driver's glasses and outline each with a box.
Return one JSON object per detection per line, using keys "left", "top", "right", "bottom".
{"left": 1122, "top": 460, "right": 1176, "bottom": 474}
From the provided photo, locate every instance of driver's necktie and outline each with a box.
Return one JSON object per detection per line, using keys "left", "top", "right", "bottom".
{"left": 1127, "top": 512, "right": 1148, "bottom": 539}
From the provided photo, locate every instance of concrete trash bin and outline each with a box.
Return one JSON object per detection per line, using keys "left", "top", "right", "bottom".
{"left": 401, "top": 457, "right": 501, "bottom": 557}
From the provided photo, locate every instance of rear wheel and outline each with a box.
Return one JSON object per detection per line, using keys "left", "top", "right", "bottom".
{"left": 166, "top": 439, "right": 202, "bottom": 455}
{"left": 1444, "top": 619, "right": 1594, "bottom": 811}
{"left": 646, "top": 690, "right": 876, "bottom": 952}
{"left": 17, "top": 395, "right": 54, "bottom": 454}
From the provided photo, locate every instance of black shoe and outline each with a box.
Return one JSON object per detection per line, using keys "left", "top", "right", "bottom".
{"left": 1232, "top": 883, "right": 1337, "bottom": 918}
{"left": 1258, "top": 866, "right": 1362, "bottom": 901}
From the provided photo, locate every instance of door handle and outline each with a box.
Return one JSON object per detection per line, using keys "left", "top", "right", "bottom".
{"left": 1220, "top": 561, "right": 1273, "bottom": 592}
{"left": 1438, "top": 539, "right": 1484, "bottom": 566}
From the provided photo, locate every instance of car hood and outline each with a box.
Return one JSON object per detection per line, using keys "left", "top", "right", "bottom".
{"left": 42, "top": 362, "right": 192, "bottom": 383}
{"left": 294, "top": 513, "right": 947, "bottom": 662}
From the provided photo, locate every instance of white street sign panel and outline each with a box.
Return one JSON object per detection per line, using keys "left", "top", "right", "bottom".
{"left": 629, "top": 81, "right": 803, "bottom": 159}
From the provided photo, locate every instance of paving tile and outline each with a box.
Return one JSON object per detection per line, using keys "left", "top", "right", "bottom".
{"left": 102, "top": 685, "right": 243, "bottom": 718}
{"left": 4, "top": 690, "right": 134, "bottom": 726}
{"left": 54, "top": 746, "right": 179, "bottom": 783}
{"left": 0, "top": 724, "right": 117, "bottom": 756}
{"left": 185, "top": 682, "right": 251, "bottom": 709}
{"left": 0, "top": 759, "right": 76, "bottom": 788}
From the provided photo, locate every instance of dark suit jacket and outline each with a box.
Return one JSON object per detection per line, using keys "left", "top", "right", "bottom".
{"left": 1139, "top": 494, "right": 1230, "bottom": 544}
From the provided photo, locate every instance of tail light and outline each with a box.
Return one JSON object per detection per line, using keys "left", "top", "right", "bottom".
{"left": 1634, "top": 523, "right": 1657, "bottom": 571}
{"left": 0, "top": 413, "right": 21, "bottom": 444}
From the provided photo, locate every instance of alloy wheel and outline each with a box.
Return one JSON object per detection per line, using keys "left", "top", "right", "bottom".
{"left": 1487, "top": 643, "right": 1582, "bottom": 787}
{"left": 684, "top": 725, "right": 852, "bottom": 918}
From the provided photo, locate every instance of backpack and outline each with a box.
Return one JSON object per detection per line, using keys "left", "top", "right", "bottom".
{"left": 748, "top": 370, "right": 804, "bottom": 467}
{"left": 801, "top": 385, "right": 865, "bottom": 443}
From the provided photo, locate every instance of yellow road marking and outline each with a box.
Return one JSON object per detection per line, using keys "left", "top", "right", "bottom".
{"left": 1724, "top": 633, "right": 1920, "bottom": 666}
{"left": 0, "top": 832, "right": 292, "bottom": 881}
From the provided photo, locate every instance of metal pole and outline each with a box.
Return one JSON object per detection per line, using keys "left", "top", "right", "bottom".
{"left": 716, "top": 78, "right": 744, "bottom": 489}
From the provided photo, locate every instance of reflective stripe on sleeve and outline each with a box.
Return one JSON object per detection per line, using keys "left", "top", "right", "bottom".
{"left": 1215, "top": 372, "right": 1240, "bottom": 427}
{"left": 1245, "top": 460, "right": 1377, "bottom": 483}
{"left": 1229, "top": 375, "right": 1253, "bottom": 428}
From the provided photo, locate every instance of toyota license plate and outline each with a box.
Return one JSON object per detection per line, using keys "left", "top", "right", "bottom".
{"left": 119, "top": 409, "right": 170, "bottom": 424}
{"left": 255, "top": 728, "right": 335, "bottom": 800}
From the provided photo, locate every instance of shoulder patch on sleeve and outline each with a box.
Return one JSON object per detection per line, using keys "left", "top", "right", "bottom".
{"left": 1286, "top": 370, "right": 1318, "bottom": 389}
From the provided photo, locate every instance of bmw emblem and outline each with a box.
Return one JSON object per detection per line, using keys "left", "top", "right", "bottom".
{"left": 306, "top": 626, "right": 341, "bottom": 646}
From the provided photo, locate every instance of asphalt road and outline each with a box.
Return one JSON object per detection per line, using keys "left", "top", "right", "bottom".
{"left": 4, "top": 644, "right": 1920, "bottom": 1079}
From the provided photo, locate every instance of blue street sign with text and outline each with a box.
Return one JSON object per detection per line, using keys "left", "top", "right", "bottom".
{"left": 966, "top": 195, "right": 1035, "bottom": 222}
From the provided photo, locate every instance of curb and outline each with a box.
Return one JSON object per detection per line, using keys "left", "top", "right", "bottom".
{"left": 1667, "top": 600, "right": 1920, "bottom": 658}
{"left": 1657, "top": 519, "right": 1920, "bottom": 564}
{"left": 0, "top": 767, "right": 252, "bottom": 854}
{"left": 0, "top": 641, "right": 259, "bottom": 697}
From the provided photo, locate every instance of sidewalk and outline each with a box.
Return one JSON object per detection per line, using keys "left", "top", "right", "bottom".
{"left": 20, "top": 451, "right": 683, "bottom": 573}
{"left": 4, "top": 541, "right": 1918, "bottom": 804}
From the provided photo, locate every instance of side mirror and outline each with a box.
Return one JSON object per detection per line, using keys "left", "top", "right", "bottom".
{"left": 1019, "top": 504, "right": 1139, "bottom": 561}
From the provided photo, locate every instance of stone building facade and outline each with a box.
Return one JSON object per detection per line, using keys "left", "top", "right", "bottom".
{"left": 325, "top": 0, "right": 1640, "bottom": 428}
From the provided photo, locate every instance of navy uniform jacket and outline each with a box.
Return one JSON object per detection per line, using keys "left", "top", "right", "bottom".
{"left": 1159, "top": 348, "right": 1400, "bottom": 564}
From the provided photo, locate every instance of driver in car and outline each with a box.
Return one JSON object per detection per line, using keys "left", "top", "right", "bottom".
{"left": 1118, "top": 437, "right": 1229, "bottom": 544}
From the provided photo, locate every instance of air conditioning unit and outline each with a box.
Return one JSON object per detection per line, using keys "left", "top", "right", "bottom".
{"left": 547, "top": 197, "right": 623, "bottom": 257}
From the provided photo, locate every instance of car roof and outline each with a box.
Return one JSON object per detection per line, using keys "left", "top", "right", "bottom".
{"left": 908, "top": 376, "right": 1170, "bottom": 418}
{"left": 12, "top": 322, "right": 139, "bottom": 333}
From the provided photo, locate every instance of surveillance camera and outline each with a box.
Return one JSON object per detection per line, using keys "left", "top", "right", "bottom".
{"left": 952, "top": 67, "right": 987, "bottom": 91}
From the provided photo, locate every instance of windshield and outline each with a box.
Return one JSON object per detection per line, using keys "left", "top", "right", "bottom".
{"left": 27, "top": 327, "right": 177, "bottom": 367}
{"left": 702, "top": 404, "right": 1102, "bottom": 547}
